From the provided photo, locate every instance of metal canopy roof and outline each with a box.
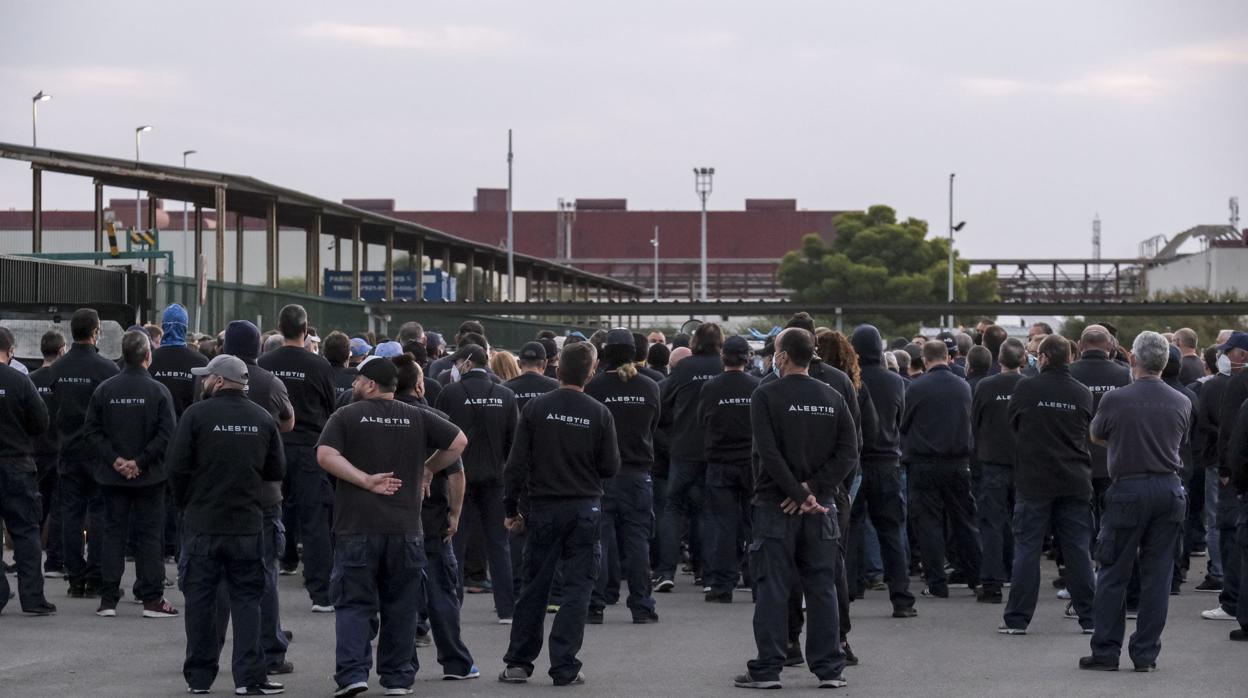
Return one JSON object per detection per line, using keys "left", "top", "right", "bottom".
{"left": 0, "top": 142, "right": 640, "bottom": 294}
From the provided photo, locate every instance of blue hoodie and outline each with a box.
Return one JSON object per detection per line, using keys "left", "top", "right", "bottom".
{"left": 161, "top": 304, "right": 190, "bottom": 347}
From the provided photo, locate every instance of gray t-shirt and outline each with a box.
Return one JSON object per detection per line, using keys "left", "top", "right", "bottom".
{"left": 1090, "top": 376, "right": 1191, "bottom": 479}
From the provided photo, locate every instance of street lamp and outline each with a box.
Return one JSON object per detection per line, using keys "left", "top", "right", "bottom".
{"left": 182, "top": 150, "right": 197, "bottom": 274}
{"left": 135, "top": 126, "right": 153, "bottom": 237}
{"left": 651, "top": 225, "right": 660, "bottom": 301}
{"left": 693, "top": 166, "right": 715, "bottom": 301}
{"left": 946, "top": 172, "right": 967, "bottom": 329}
{"left": 32, "top": 91, "right": 51, "bottom": 147}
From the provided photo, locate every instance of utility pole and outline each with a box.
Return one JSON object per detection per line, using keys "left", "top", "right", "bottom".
{"left": 651, "top": 225, "right": 660, "bottom": 301}
{"left": 505, "top": 129, "right": 514, "bottom": 301}
{"left": 693, "top": 167, "right": 715, "bottom": 301}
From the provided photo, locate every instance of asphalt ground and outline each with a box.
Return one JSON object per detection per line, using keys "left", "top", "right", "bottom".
{"left": 1, "top": 553, "right": 1243, "bottom": 697}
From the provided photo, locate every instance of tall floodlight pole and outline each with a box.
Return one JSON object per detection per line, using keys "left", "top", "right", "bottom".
{"left": 505, "top": 130, "right": 514, "bottom": 301}
{"left": 947, "top": 173, "right": 955, "bottom": 329}
{"left": 32, "top": 91, "right": 51, "bottom": 146}
{"left": 135, "top": 126, "right": 153, "bottom": 236}
{"left": 651, "top": 225, "right": 660, "bottom": 301}
{"left": 182, "top": 150, "right": 197, "bottom": 275}
{"left": 693, "top": 167, "right": 715, "bottom": 301}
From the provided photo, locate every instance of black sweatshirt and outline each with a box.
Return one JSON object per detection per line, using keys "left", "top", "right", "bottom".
{"left": 50, "top": 343, "right": 119, "bottom": 463}
{"left": 148, "top": 344, "right": 208, "bottom": 417}
{"left": 330, "top": 365, "right": 357, "bottom": 402}
{"left": 1228, "top": 399, "right": 1248, "bottom": 493}
{"left": 761, "top": 360, "right": 872, "bottom": 450}
{"left": 750, "top": 373, "right": 859, "bottom": 503}
{"left": 697, "top": 370, "right": 759, "bottom": 467}
{"left": 168, "top": 389, "right": 286, "bottom": 535}
{"left": 435, "top": 370, "right": 518, "bottom": 485}
{"left": 504, "top": 371, "right": 560, "bottom": 410}
{"left": 852, "top": 326, "right": 906, "bottom": 466}
{"left": 901, "top": 365, "right": 973, "bottom": 465}
{"left": 0, "top": 363, "right": 49, "bottom": 471}
{"left": 1068, "top": 350, "right": 1132, "bottom": 479}
{"left": 1007, "top": 365, "right": 1094, "bottom": 498}
{"left": 503, "top": 388, "right": 620, "bottom": 517}
{"left": 586, "top": 366, "right": 661, "bottom": 470}
{"left": 972, "top": 371, "right": 1026, "bottom": 466}
{"left": 28, "top": 365, "right": 59, "bottom": 456}
{"left": 81, "top": 367, "right": 176, "bottom": 487}
{"left": 660, "top": 353, "right": 723, "bottom": 462}
{"left": 1218, "top": 370, "right": 1248, "bottom": 478}
{"left": 257, "top": 345, "right": 337, "bottom": 446}
{"left": 1194, "top": 374, "right": 1228, "bottom": 470}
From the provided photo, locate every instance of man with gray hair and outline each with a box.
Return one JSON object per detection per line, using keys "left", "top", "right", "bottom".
{"left": 1080, "top": 331, "right": 1191, "bottom": 673}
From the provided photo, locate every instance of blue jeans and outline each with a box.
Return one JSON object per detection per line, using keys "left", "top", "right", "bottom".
{"left": 1204, "top": 466, "right": 1223, "bottom": 579}
{"left": 504, "top": 498, "right": 601, "bottom": 683}
{"left": 1090, "top": 474, "right": 1186, "bottom": 665}
{"left": 1003, "top": 494, "right": 1095, "bottom": 629}
{"left": 180, "top": 532, "right": 266, "bottom": 691}
{"left": 0, "top": 462, "right": 46, "bottom": 611}
{"left": 331, "top": 533, "right": 425, "bottom": 690}
{"left": 702, "top": 462, "right": 751, "bottom": 595}
{"left": 100, "top": 484, "right": 165, "bottom": 606}
{"left": 416, "top": 536, "right": 475, "bottom": 677}
{"left": 452, "top": 480, "right": 514, "bottom": 619}
{"left": 747, "top": 502, "right": 845, "bottom": 682}
{"left": 288, "top": 444, "right": 333, "bottom": 606}
{"left": 976, "top": 463, "right": 1014, "bottom": 593}
{"left": 657, "top": 460, "right": 705, "bottom": 579}
{"left": 594, "top": 470, "right": 658, "bottom": 614}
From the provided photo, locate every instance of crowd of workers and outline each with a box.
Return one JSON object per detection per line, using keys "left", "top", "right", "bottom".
{"left": 0, "top": 303, "right": 1246, "bottom": 694}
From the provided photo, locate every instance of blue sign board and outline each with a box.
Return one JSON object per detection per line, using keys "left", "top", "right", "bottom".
{"left": 323, "top": 270, "right": 456, "bottom": 302}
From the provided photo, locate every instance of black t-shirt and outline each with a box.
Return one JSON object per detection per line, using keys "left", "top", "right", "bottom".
{"left": 505, "top": 371, "right": 560, "bottom": 410}
{"left": 972, "top": 371, "right": 1026, "bottom": 466}
{"left": 503, "top": 388, "right": 621, "bottom": 517}
{"left": 331, "top": 365, "right": 357, "bottom": 402}
{"left": 317, "top": 397, "right": 461, "bottom": 535}
{"left": 697, "top": 370, "right": 759, "bottom": 466}
{"left": 149, "top": 344, "right": 209, "bottom": 417}
{"left": 257, "top": 345, "right": 337, "bottom": 446}
{"left": 586, "top": 367, "right": 661, "bottom": 470}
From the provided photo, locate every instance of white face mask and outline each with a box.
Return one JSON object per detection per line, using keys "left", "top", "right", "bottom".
{"left": 450, "top": 364, "right": 462, "bottom": 383}
{"left": 1217, "top": 354, "right": 1232, "bottom": 375}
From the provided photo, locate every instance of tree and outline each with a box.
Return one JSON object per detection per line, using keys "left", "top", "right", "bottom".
{"left": 776, "top": 205, "right": 998, "bottom": 336}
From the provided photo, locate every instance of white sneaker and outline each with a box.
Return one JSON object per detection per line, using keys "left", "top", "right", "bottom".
{"left": 383, "top": 688, "right": 413, "bottom": 696}
{"left": 311, "top": 604, "right": 335, "bottom": 613}
{"left": 333, "top": 682, "right": 367, "bottom": 697}
{"left": 997, "top": 624, "right": 1026, "bottom": 635}
{"left": 497, "top": 617, "right": 513, "bottom": 625}
{"left": 1201, "top": 606, "right": 1235, "bottom": 621}
{"left": 1056, "top": 588, "right": 1071, "bottom": 600}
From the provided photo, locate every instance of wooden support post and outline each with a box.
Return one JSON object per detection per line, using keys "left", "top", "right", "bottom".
{"left": 214, "top": 188, "right": 226, "bottom": 282}
{"left": 266, "top": 201, "right": 278, "bottom": 289}
{"left": 93, "top": 180, "right": 103, "bottom": 266}
{"left": 235, "top": 214, "right": 245, "bottom": 284}
{"left": 384, "top": 228, "right": 395, "bottom": 300}
{"left": 414, "top": 237, "right": 425, "bottom": 302}
{"left": 351, "top": 222, "right": 361, "bottom": 300}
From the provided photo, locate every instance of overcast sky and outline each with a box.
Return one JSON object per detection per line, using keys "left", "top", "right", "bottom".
{"left": 1, "top": 1, "right": 1245, "bottom": 259}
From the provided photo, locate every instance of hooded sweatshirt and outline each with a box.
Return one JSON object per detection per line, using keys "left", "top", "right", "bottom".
{"left": 852, "top": 325, "right": 906, "bottom": 466}
{"left": 149, "top": 303, "right": 208, "bottom": 416}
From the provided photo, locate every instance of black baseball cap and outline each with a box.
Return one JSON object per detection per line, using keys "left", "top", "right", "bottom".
{"left": 758, "top": 337, "right": 776, "bottom": 357}
{"left": 357, "top": 356, "right": 397, "bottom": 390}
{"left": 605, "top": 328, "right": 633, "bottom": 347}
{"left": 723, "top": 336, "right": 750, "bottom": 356}
{"left": 519, "top": 341, "right": 547, "bottom": 361}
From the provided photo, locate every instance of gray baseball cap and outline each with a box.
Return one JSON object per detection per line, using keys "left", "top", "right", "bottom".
{"left": 191, "top": 354, "right": 249, "bottom": 384}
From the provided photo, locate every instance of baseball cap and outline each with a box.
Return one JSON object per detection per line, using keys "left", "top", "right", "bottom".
{"left": 357, "top": 355, "right": 397, "bottom": 389}
{"left": 349, "top": 337, "right": 372, "bottom": 357}
{"left": 723, "top": 336, "right": 751, "bottom": 356}
{"left": 758, "top": 337, "right": 776, "bottom": 357}
{"left": 1218, "top": 331, "right": 1248, "bottom": 353}
{"left": 604, "top": 328, "right": 633, "bottom": 347}
{"left": 373, "top": 341, "right": 404, "bottom": 358}
{"left": 519, "top": 341, "right": 547, "bottom": 362}
{"left": 192, "top": 354, "right": 249, "bottom": 384}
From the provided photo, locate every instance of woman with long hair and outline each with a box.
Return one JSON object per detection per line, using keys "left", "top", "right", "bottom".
{"left": 488, "top": 350, "right": 521, "bottom": 382}
{"left": 816, "top": 328, "right": 862, "bottom": 390}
